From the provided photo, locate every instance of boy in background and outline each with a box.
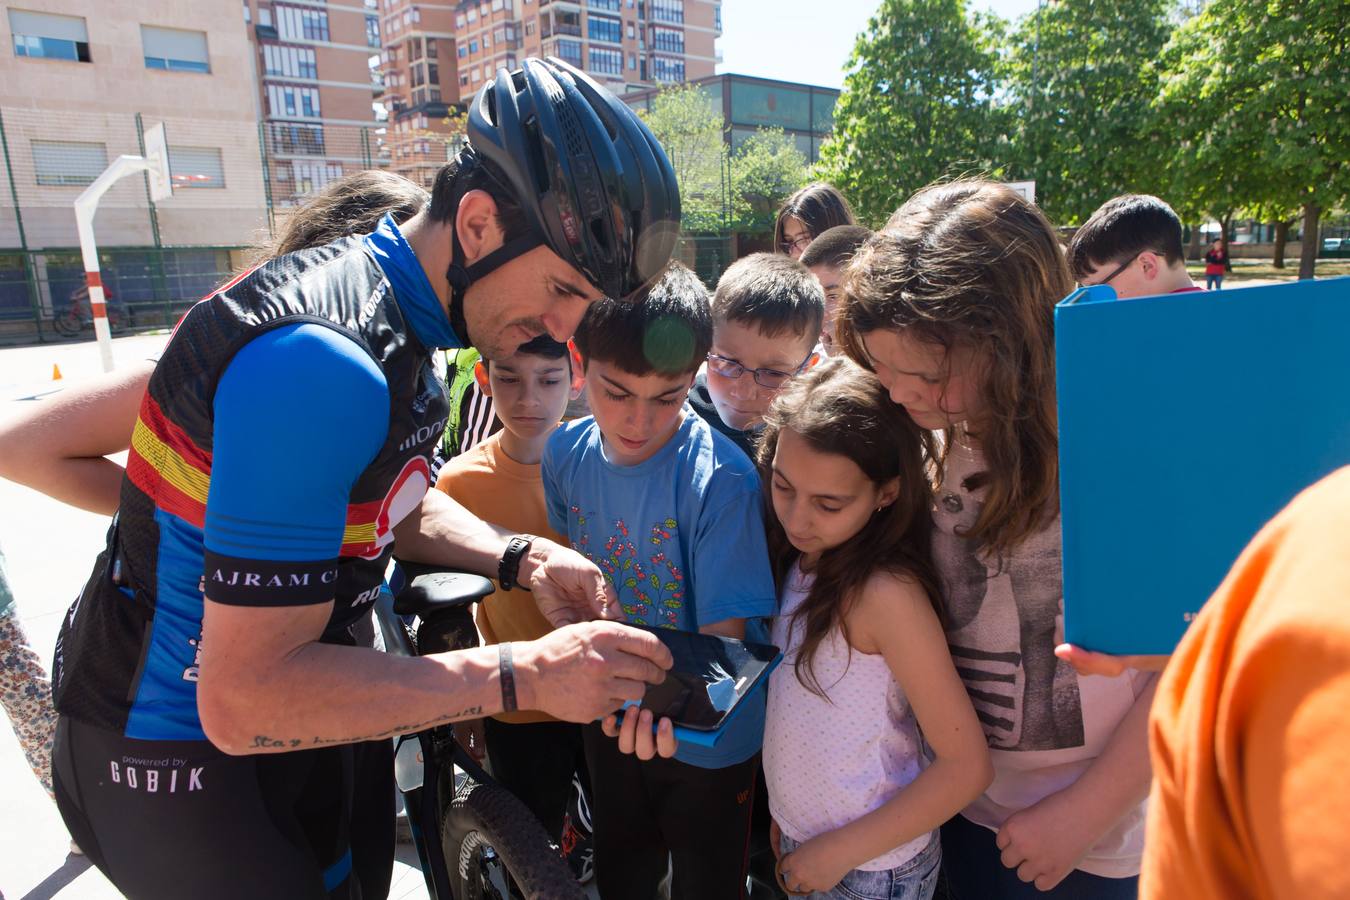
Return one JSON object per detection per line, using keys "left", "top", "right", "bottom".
{"left": 433, "top": 334, "right": 585, "bottom": 843}
{"left": 800, "top": 224, "right": 873, "bottom": 356}
{"left": 1068, "top": 194, "right": 1202, "bottom": 298}
{"left": 543, "top": 263, "right": 777, "bottom": 900}
{"left": 689, "top": 253, "right": 824, "bottom": 459}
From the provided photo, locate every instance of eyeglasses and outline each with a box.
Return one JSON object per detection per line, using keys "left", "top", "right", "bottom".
{"left": 706, "top": 350, "right": 814, "bottom": 389}
{"left": 778, "top": 234, "right": 813, "bottom": 255}
{"left": 1079, "top": 252, "right": 1139, "bottom": 289}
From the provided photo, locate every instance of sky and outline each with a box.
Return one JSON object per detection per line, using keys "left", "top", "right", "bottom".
{"left": 716, "top": 0, "right": 1043, "bottom": 89}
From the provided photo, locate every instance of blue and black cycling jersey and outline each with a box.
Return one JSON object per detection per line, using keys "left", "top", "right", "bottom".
{"left": 53, "top": 213, "right": 459, "bottom": 741}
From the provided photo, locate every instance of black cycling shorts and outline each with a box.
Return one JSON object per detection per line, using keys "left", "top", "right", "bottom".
{"left": 53, "top": 716, "right": 393, "bottom": 900}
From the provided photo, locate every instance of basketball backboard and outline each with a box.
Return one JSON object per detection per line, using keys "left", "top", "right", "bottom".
{"left": 143, "top": 122, "right": 173, "bottom": 202}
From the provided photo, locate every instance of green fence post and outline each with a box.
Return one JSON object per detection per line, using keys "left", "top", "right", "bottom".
{"left": 361, "top": 127, "right": 373, "bottom": 170}
{"left": 259, "top": 122, "right": 275, "bottom": 238}
{"left": 136, "top": 113, "right": 172, "bottom": 326}
{"left": 0, "top": 109, "right": 28, "bottom": 252}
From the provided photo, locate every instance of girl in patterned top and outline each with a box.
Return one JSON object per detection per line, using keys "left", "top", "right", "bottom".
{"left": 759, "top": 357, "right": 991, "bottom": 900}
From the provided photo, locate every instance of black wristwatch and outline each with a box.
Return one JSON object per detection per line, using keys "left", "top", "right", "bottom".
{"left": 498, "top": 534, "right": 535, "bottom": 592}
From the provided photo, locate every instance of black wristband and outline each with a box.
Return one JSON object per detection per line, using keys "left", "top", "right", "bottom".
{"left": 498, "top": 534, "right": 534, "bottom": 592}
{"left": 499, "top": 642, "right": 518, "bottom": 713}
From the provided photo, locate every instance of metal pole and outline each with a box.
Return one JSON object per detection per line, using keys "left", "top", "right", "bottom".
{"left": 259, "top": 121, "right": 275, "bottom": 237}
{"left": 75, "top": 155, "right": 156, "bottom": 372}
{"left": 0, "top": 109, "right": 28, "bottom": 250}
{"left": 135, "top": 113, "right": 164, "bottom": 249}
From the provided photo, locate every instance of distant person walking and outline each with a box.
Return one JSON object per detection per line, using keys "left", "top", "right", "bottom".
{"left": 1203, "top": 240, "right": 1228, "bottom": 290}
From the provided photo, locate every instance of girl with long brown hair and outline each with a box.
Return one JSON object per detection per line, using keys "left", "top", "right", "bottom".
{"left": 758, "top": 357, "right": 991, "bottom": 899}
{"left": 774, "top": 182, "right": 857, "bottom": 259}
{"left": 837, "top": 180, "right": 1156, "bottom": 899}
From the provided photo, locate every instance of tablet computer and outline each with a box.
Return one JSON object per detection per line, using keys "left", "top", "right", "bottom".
{"left": 617, "top": 626, "right": 782, "bottom": 747}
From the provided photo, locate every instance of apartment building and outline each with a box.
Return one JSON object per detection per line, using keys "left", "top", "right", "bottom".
{"left": 244, "top": 0, "right": 386, "bottom": 204}
{"left": 376, "top": 0, "right": 461, "bottom": 188}
{"left": 377, "top": 0, "right": 721, "bottom": 187}
{"left": 0, "top": 0, "right": 268, "bottom": 328}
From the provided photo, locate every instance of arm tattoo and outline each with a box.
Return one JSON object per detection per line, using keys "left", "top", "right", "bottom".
{"left": 249, "top": 705, "right": 485, "bottom": 751}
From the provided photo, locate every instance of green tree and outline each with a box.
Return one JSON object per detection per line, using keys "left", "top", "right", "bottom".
{"left": 816, "top": 0, "right": 1007, "bottom": 225}
{"left": 638, "top": 85, "right": 728, "bottom": 233}
{"left": 727, "top": 128, "right": 808, "bottom": 232}
{"left": 1157, "top": 0, "right": 1350, "bottom": 278}
{"left": 1004, "top": 0, "right": 1173, "bottom": 225}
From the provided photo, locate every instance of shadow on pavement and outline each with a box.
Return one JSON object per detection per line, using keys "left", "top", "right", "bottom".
{"left": 18, "top": 854, "right": 91, "bottom": 900}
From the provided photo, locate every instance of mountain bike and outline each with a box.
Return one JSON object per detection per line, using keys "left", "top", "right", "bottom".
{"left": 378, "top": 563, "right": 585, "bottom": 900}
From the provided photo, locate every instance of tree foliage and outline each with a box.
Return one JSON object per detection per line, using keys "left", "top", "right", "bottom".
{"left": 639, "top": 86, "right": 728, "bottom": 233}
{"left": 1154, "top": 0, "right": 1350, "bottom": 277}
{"left": 1004, "top": 0, "right": 1172, "bottom": 224}
{"left": 815, "top": 0, "right": 1007, "bottom": 225}
{"left": 639, "top": 87, "right": 808, "bottom": 234}
{"left": 728, "top": 128, "right": 808, "bottom": 232}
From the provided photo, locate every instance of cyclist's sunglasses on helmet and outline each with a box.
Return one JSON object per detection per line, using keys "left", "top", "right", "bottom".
{"left": 705, "top": 349, "right": 815, "bottom": 390}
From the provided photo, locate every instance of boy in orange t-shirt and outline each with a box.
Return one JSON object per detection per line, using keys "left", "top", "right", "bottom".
{"left": 1142, "top": 466, "right": 1350, "bottom": 900}
{"left": 434, "top": 333, "right": 584, "bottom": 841}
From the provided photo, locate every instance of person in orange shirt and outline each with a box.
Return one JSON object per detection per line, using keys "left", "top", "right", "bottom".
{"left": 1140, "top": 466, "right": 1350, "bottom": 900}
{"left": 433, "top": 333, "right": 585, "bottom": 843}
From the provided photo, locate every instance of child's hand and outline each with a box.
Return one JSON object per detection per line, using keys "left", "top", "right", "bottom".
{"left": 995, "top": 786, "right": 1105, "bottom": 890}
{"left": 601, "top": 706, "right": 677, "bottom": 759}
{"left": 1054, "top": 644, "right": 1171, "bottom": 678}
{"left": 776, "top": 832, "right": 851, "bottom": 896}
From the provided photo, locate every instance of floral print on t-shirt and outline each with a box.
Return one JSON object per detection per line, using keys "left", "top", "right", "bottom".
{"left": 570, "top": 509, "right": 684, "bottom": 628}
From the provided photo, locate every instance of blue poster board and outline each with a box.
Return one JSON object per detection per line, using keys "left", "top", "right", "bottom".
{"left": 1056, "top": 277, "right": 1350, "bottom": 654}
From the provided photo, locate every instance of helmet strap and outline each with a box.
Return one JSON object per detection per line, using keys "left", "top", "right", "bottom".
{"left": 445, "top": 171, "right": 545, "bottom": 344}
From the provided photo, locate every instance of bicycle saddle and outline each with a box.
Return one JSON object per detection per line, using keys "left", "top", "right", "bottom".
{"left": 393, "top": 569, "right": 494, "bottom": 619}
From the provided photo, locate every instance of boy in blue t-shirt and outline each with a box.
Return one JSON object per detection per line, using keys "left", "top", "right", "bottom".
{"left": 543, "top": 263, "right": 776, "bottom": 900}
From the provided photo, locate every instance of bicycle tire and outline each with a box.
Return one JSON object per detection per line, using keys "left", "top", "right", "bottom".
{"left": 52, "top": 313, "right": 81, "bottom": 337}
{"left": 442, "top": 777, "right": 584, "bottom": 900}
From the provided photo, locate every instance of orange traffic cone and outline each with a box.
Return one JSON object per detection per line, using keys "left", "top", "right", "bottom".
{"left": 52, "top": 364, "right": 62, "bottom": 381}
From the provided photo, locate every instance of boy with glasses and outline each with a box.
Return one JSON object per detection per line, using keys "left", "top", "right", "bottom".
{"left": 1068, "top": 194, "right": 1203, "bottom": 298}
{"left": 689, "top": 253, "right": 825, "bottom": 458}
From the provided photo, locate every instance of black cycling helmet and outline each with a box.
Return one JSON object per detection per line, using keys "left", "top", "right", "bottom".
{"left": 443, "top": 57, "right": 680, "bottom": 337}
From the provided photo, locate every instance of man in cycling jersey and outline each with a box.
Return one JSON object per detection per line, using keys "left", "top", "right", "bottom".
{"left": 50, "top": 59, "right": 680, "bottom": 900}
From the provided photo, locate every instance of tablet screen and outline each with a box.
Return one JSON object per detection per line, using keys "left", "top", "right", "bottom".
{"left": 634, "top": 626, "right": 780, "bottom": 731}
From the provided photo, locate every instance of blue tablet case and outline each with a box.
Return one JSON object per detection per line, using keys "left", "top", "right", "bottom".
{"left": 1056, "top": 277, "right": 1350, "bottom": 654}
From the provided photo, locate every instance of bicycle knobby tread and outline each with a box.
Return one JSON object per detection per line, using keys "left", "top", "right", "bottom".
{"left": 443, "top": 778, "right": 585, "bottom": 900}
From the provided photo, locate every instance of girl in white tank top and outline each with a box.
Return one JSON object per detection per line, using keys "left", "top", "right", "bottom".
{"left": 756, "top": 359, "right": 992, "bottom": 900}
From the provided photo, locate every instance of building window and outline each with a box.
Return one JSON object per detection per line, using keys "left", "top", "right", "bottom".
{"left": 276, "top": 5, "right": 330, "bottom": 42}
{"left": 141, "top": 25, "right": 210, "bottom": 72}
{"left": 426, "top": 38, "right": 437, "bottom": 58}
{"left": 650, "top": 0, "right": 682, "bottom": 24}
{"left": 267, "top": 84, "right": 322, "bottom": 118}
{"left": 627, "top": 53, "right": 635, "bottom": 70}
{"left": 264, "top": 45, "right": 317, "bottom": 80}
{"left": 651, "top": 55, "right": 683, "bottom": 82}
{"left": 270, "top": 123, "right": 326, "bottom": 155}
{"left": 651, "top": 26, "right": 682, "bottom": 53}
{"left": 469, "top": 39, "right": 478, "bottom": 52}
{"left": 292, "top": 160, "right": 343, "bottom": 198}
{"left": 525, "top": 20, "right": 535, "bottom": 35}
{"left": 9, "top": 10, "right": 90, "bottom": 62}
{"left": 589, "top": 0, "right": 621, "bottom": 9}
{"left": 366, "top": 15, "right": 380, "bottom": 47}
{"left": 170, "top": 146, "right": 225, "bottom": 188}
{"left": 714, "top": 3, "right": 721, "bottom": 32}
{"left": 588, "top": 47, "right": 621, "bottom": 76}
{"left": 243, "top": 1, "right": 251, "bottom": 24}
{"left": 626, "top": 22, "right": 634, "bottom": 38}
{"left": 555, "top": 38, "right": 582, "bottom": 66}
{"left": 259, "top": 8, "right": 273, "bottom": 27}
{"left": 32, "top": 140, "right": 106, "bottom": 186}
{"left": 587, "top": 14, "right": 621, "bottom": 44}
